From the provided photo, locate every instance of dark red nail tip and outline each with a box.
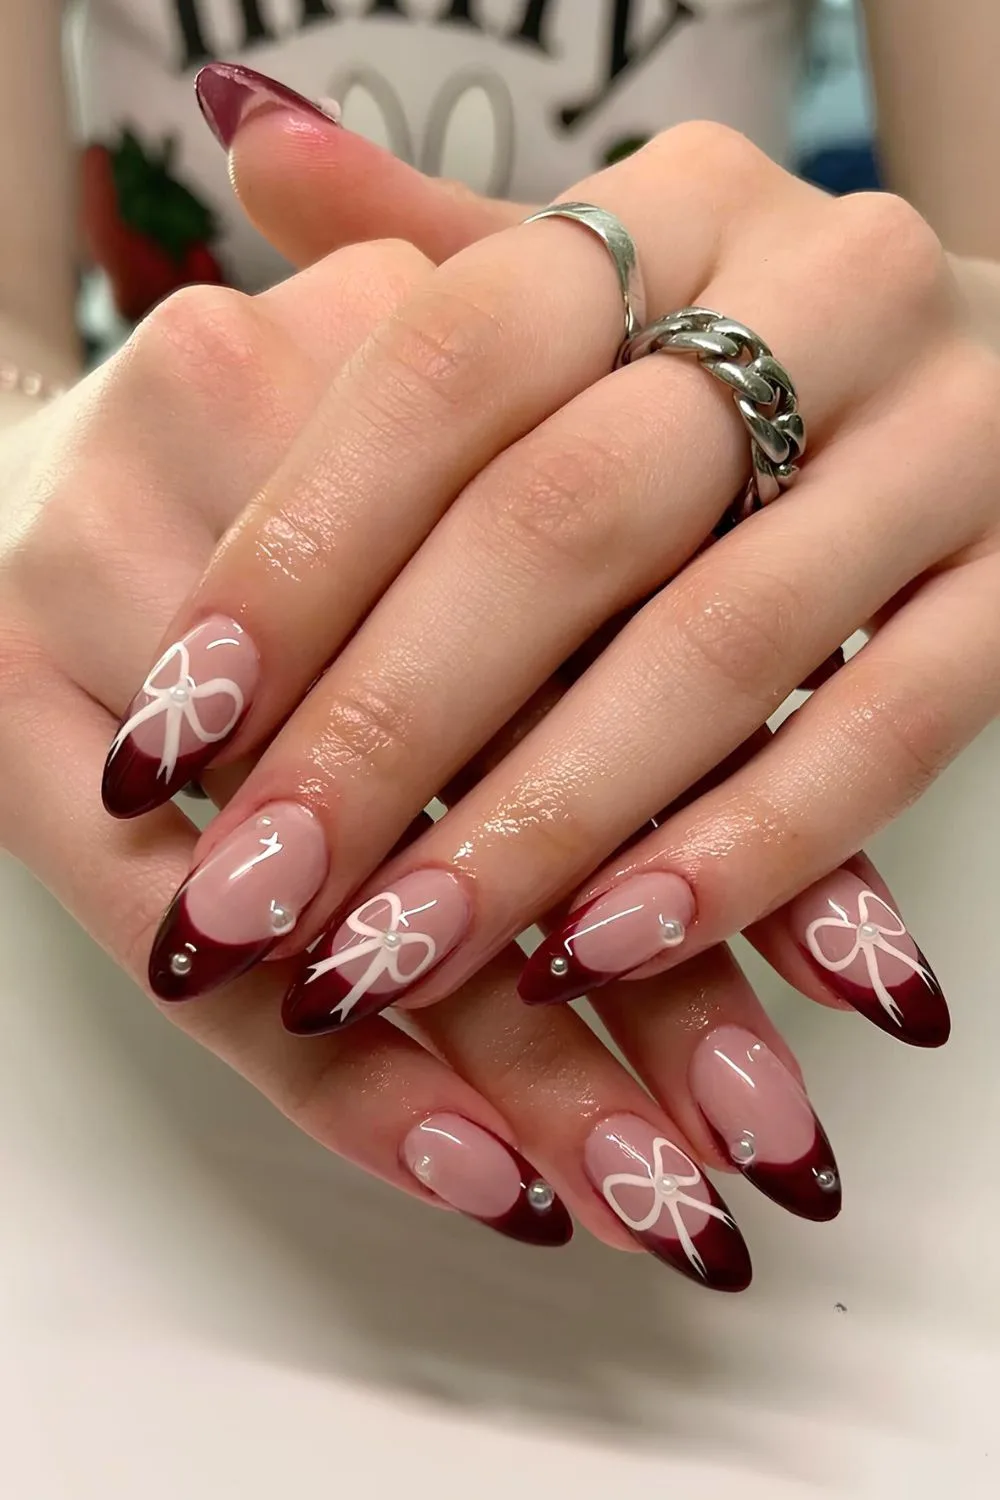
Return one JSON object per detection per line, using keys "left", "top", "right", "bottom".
{"left": 479, "top": 1142, "right": 573, "bottom": 1248}
{"left": 148, "top": 890, "right": 271, "bottom": 1001}
{"left": 635, "top": 1185, "right": 753, "bottom": 1293}
{"left": 282, "top": 962, "right": 390, "bottom": 1036}
{"left": 517, "top": 898, "right": 609, "bottom": 1008}
{"left": 102, "top": 739, "right": 212, "bottom": 820}
{"left": 194, "top": 62, "right": 338, "bottom": 151}
{"left": 805, "top": 949, "right": 950, "bottom": 1049}
{"left": 706, "top": 1122, "right": 842, "bottom": 1223}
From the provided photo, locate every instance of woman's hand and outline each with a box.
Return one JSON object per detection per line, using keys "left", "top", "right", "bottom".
{"left": 1, "top": 218, "right": 862, "bottom": 1289}
{"left": 136, "top": 69, "right": 982, "bottom": 1053}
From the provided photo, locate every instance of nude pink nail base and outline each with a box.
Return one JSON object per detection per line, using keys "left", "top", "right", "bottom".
{"left": 584, "top": 1114, "right": 751, "bottom": 1292}
{"left": 149, "top": 802, "right": 328, "bottom": 1001}
{"left": 689, "top": 1027, "right": 841, "bottom": 1222}
{"left": 102, "top": 615, "right": 259, "bottom": 820}
{"left": 790, "top": 871, "right": 949, "bottom": 1049}
{"left": 283, "top": 869, "right": 471, "bottom": 1036}
{"left": 518, "top": 872, "right": 696, "bottom": 1006}
{"left": 402, "top": 1114, "right": 572, "bottom": 1248}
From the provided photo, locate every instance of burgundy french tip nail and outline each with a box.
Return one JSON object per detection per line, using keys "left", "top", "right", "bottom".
{"left": 403, "top": 1115, "right": 572, "bottom": 1248}
{"left": 149, "top": 803, "right": 328, "bottom": 1001}
{"left": 690, "top": 1027, "right": 842, "bottom": 1223}
{"left": 194, "top": 62, "right": 340, "bottom": 151}
{"left": 584, "top": 1115, "right": 752, "bottom": 1292}
{"left": 102, "top": 616, "right": 258, "bottom": 820}
{"left": 283, "top": 868, "right": 471, "bottom": 1036}
{"left": 518, "top": 872, "right": 696, "bottom": 1006}
{"left": 791, "top": 871, "right": 950, "bottom": 1049}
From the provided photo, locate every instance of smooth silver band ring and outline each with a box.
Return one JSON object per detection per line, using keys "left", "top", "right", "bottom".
{"left": 523, "top": 202, "right": 647, "bottom": 346}
{"left": 618, "top": 306, "right": 806, "bottom": 533}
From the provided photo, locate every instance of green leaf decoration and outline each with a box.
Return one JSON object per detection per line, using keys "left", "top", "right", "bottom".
{"left": 111, "top": 127, "right": 218, "bottom": 262}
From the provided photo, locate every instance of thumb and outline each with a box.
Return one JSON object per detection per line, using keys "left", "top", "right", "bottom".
{"left": 195, "top": 63, "right": 529, "bottom": 268}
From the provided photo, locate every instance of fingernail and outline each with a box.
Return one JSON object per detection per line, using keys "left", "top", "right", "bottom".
{"left": 790, "top": 870, "right": 949, "bottom": 1048}
{"left": 195, "top": 63, "right": 341, "bottom": 151}
{"left": 584, "top": 1114, "right": 751, "bottom": 1291}
{"left": 689, "top": 1027, "right": 841, "bottom": 1221}
{"left": 518, "top": 872, "right": 695, "bottom": 1006}
{"left": 102, "top": 615, "right": 258, "bottom": 819}
{"left": 283, "top": 869, "right": 471, "bottom": 1035}
{"left": 403, "top": 1114, "right": 572, "bottom": 1248}
{"left": 149, "top": 802, "right": 328, "bottom": 1001}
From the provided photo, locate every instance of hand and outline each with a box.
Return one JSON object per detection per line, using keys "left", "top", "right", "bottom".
{"left": 1, "top": 204, "right": 857, "bottom": 1290}
{"left": 136, "top": 68, "right": 974, "bottom": 1058}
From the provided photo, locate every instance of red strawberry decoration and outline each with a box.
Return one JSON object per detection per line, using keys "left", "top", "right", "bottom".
{"left": 81, "top": 129, "right": 225, "bottom": 322}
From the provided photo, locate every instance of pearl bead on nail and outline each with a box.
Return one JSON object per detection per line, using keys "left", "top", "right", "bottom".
{"left": 169, "top": 951, "right": 193, "bottom": 977}
{"left": 169, "top": 684, "right": 191, "bottom": 705}
{"left": 527, "top": 1181, "right": 555, "bottom": 1212}
{"left": 858, "top": 922, "right": 881, "bottom": 942}
{"left": 549, "top": 955, "right": 570, "bottom": 977}
{"left": 657, "top": 1174, "right": 679, "bottom": 1196}
{"left": 658, "top": 917, "right": 685, "bottom": 946}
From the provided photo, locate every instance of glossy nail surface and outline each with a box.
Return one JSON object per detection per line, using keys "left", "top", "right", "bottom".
{"left": 195, "top": 62, "right": 340, "bottom": 151}
{"left": 519, "top": 872, "right": 695, "bottom": 1006}
{"left": 584, "top": 1114, "right": 751, "bottom": 1291}
{"left": 403, "top": 1114, "right": 572, "bottom": 1248}
{"left": 283, "top": 869, "right": 471, "bottom": 1035}
{"left": 149, "top": 802, "right": 328, "bottom": 1001}
{"left": 689, "top": 1027, "right": 841, "bottom": 1221}
{"left": 790, "top": 871, "right": 949, "bottom": 1048}
{"left": 103, "top": 615, "right": 258, "bottom": 819}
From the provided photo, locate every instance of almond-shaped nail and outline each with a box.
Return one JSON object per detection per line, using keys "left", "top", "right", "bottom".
{"left": 518, "top": 872, "right": 695, "bottom": 1006}
{"left": 790, "top": 871, "right": 949, "bottom": 1048}
{"left": 584, "top": 1115, "right": 751, "bottom": 1291}
{"left": 689, "top": 1027, "right": 841, "bottom": 1221}
{"left": 195, "top": 62, "right": 341, "bottom": 151}
{"left": 283, "top": 869, "right": 471, "bottom": 1036}
{"left": 403, "top": 1114, "right": 572, "bottom": 1248}
{"left": 102, "top": 615, "right": 258, "bottom": 819}
{"left": 149, "top": 802, "right": 328, "bottom": 1001}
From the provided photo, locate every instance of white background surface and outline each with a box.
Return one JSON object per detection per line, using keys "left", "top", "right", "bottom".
{"left": 2, "top": 716, "right": 999, "bottom": 1498}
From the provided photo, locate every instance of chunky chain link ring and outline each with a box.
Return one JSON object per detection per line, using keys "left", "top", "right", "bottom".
{"left": 617, "top": 306, "right": 807, "bottom": 534}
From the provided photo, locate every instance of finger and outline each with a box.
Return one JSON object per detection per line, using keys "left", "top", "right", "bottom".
{"left": 591, "top": 948, "right": 843, "bottom": 1223}
{"left": 96, "top": 237, "right": 434, "bottom": 816}
{"left": 0, "top": 662, "right": 573, "bottom": 1249}
{"left": 108, "top": 123, "right": 788, "bottom": 828}
{"left": 288, "top": 348, "right": 989, "bottom": 1027}
{"left": 526, "top": 550, "right": 1000, "bottom": 1044}
{"left": 196, "top": 62, "right": 526, "bottom": 268}
{"left": 412, "top": 948, "right": 752, "bottom": 1292}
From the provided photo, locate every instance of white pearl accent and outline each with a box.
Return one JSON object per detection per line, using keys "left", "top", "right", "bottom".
{"left": 550, "top": 955, "right": 570, "bottom": 977}
{"left": 730, "top": 1132, "right": 756, "bottom": 1165}
{"left": 657, "top": 1174, "right": 679, "bottom": 1196}
{"left": 658, "top": 917, "right": 686, "bottom": 946}
{"left": 815, "top": 1168, "right": 839, "bottom": 1193}
{"left": 527, "top": 1181, "right": 555, "bottom": 1212}
{"left": 169, "top": 951, "right": 193, "bottom": 977}
{"left": 858, "top": 922, "right": 882, "bottom": 942}
{"left": 269, "top": 902, "right": 296, "bottom": 936}
{"left": 169, "top": 684, "right": 191, "bottom": 705}
{"left": 382, "top": 931, "right": 402, "bottom": 950}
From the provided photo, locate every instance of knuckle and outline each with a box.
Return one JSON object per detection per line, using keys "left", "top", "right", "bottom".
{"left": 314, "top": 680, "right": 414, "bottom": 774}
{"left": 852, "top": 690, "right": 955, "bottom": 807}
{"left": 329, "top": 238, "right": 436, "bottom": 322}
{"left": 669, "top": 567, "right": 803, "bottom": 705}
{"left": 652, "top": 119, "right": 769, "bottom": 183}
{"left": 124, "top": 284, "right": 264, "bottom": 388}
{"left": 478, "top": 434, "right": 628, "bottom": 572}
{"left": 832, "top": 192, "right": 947, "bottom": 310}
{"left": 374, "top": 280, "right": 506, "bottom": 423}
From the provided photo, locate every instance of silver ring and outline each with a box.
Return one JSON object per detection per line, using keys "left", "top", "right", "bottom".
{"left": 618, "top": 306, "right": 806, "bottom": 534}
{"left": 523, "top": 201, "right": 647, "bottom": 347}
